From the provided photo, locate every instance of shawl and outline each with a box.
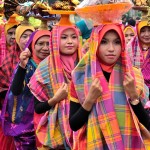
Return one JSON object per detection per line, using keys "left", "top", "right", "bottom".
{"left": 71, "top": 24, "right": 150, "bottom": 150}
{"left": 0, "top": 46, "right": 20, "bottom": 93}
{"left": 28, "top": 25, "right": 82, "bottom": 149}
{"left": 0, "top": 25, "right": 6, "bottom": 66}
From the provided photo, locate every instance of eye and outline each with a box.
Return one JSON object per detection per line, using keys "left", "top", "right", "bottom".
{"left": 72, "top": 35, "right": 77, "bottom": 39}
{"left": 115, "top": 39, "right": 121, "bottom": 44}
{"left": 101, "top": 39, "right": 107, "bottom": 44}
{"left": 61, "top": 36, "right": 67, "bottom": 39}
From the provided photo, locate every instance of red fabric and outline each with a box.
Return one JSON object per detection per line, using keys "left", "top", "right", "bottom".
{"left": 0, "top": 46, "right": 20, "bottom": 93}
{"left": 0, "top": 124, "right": 16, "bottom": 150}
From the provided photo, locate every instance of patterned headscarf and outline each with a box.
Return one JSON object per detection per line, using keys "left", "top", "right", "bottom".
{"left": 28, "top": 25, "right": 82, "bottom": 149}
{"left": 71, "top": 24, "right": 149, "bottom": 149}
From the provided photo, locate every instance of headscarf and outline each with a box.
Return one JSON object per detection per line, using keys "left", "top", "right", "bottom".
{"left": 15, "top": 24, "right": 35, "bottom": 45}
{"left": 71, "top": 24, "right": 149, "bottom": 149}
{"left": 31, "top": 30, "right": 51, "bottom": 65}
{"left": 76, "top": 19, "right": 92, "bottom": 39}
{"left": 124, "top": 25, "right": 136, "bottom": 36}
{"left": 58, "top": 26, "right": 80, "bottom": 80}
{"left": 4, "top": 14, "right": 19, "bottom": 35}
{"left": 97, "top": 24, "right": 125, "bottom": 73}
{"left": 28, "top": 25, "right": 82, "bottom": 149}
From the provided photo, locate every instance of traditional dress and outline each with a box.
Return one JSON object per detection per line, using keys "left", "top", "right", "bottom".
{"left": 70, "top": 24, "right": 150, "bottom": 150}
{"left": 28, "top": 25, "right": 82, "bottom": 149}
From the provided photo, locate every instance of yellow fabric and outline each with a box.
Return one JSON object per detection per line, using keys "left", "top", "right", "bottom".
{"left": 137, "top": 21, "right": 150, "bottom": 36}
{"left": 15, "top": 25, "right": 35, "bottom": 45}
{"left": 124, "top": 26, "right": 135, "bottom": 34}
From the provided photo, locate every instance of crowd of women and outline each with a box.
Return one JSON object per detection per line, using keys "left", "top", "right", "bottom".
{"left": 0, "top": 1, "right": 150, "bottom": 150}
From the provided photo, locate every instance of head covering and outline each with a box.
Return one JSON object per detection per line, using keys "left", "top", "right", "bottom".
{"left": 137, "top": 20, "right": 150, "bottom": 36}
{"left": 4, "top": 14, "right": 19, "bottom": 34}
{"left": 124, "top": 25, "right": 136, "bottom": 35}
{"left": 58, "top": 26, "right": 80, "bottom": 80}
{"left": 15, "top": 24, "right": 35, "bottom": 45}
{"left": 70, "top": 24, "right": 149, "bottom": 149}
{"left": 31, "top": 30, "right": 51, "bottom": 64}
{"left": 28, "top": 25, "right": 82, "bottom": 149}
{"left": 76, "top": 19, "right": 93, "bottom": 39}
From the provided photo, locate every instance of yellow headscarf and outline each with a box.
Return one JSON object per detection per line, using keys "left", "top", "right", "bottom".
{"left": 15, "top": 25, "right": 35, "bottom": 45}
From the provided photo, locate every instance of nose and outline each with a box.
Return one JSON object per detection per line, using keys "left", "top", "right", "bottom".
{"left": 108, "top": 43, "right": 115, "bottom": 52}
{"left": 67, "top": 37, "right": 73, "bottom": 43}
{"left": 11, "top": 33, "right": 15, "bottom": 39}
{"left": 42, "top": 43, "right": 49, "bottom": 50}
{"left": 145, "top": 30, "right": 150, "bottom": 36}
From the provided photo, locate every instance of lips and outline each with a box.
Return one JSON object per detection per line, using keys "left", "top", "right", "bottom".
{"left": 106, "top": 54, "right": 116, "bottom": 59}
{"left": 66, "top": 46, "right": 74, "bottom": 49}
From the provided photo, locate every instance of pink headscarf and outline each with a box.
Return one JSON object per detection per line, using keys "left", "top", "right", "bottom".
{"left": 31, "top": 30, "right": 51, "bottom": 65}
{"left": 97, "top": 24, "right": 125, "bottom": 73}
{"left": 58, "top": 26, "right": 79, "bottom": 80}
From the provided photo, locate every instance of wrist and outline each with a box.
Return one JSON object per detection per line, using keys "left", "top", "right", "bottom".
{"left": 129, "top": 98, "right": 140, "bottom": 105}
{"left": 19, "top": 63, "right": 26, "bottom": 69}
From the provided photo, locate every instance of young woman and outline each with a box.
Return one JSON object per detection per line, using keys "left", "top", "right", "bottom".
{"left": 69, "top": 24, "right": 150, "bottom": 150}
{"left": 1, "top": 29, "right": 51, "bottom": 150}
{"left": 28, "top": 25, "right": 82, "bottom": 150}
{"left": 124, "top": 25, "right": 136, "bottom": 44}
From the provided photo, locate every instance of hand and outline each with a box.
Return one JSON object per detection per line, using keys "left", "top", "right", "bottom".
{"left": 123, "top": 72, "right": 138, "bottom": 100}
{"left": 48, "top": 83, "right": 68, "bottom": 106}
{"left": 83, "top": 78, "right": 102, "bottom": 111}
{"left": 19, "top": 48, "right": 31, "bottom": 68}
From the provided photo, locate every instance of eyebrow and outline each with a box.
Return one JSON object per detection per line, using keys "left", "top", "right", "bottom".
{"left": 61, "top": 33, "right": 76, "bottom": 36}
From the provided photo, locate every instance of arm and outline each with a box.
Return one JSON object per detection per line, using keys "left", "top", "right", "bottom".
{"left": 130, "top": 100, "right": 150, "bottom": 130}
{"left": 11, "top": 66, "right": 26, "bottom": 95}
{"left": 69, "top": 79, "right": 102, "bottom": 131}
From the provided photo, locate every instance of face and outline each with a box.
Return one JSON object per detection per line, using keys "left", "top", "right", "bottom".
{"left": 139, "top": 26, "right": 150, "bottom": 44}
{"left": 34, "top": 35, "right": 50, "bottom": 60}
{"left": 124, "top": 28, "right": 135, "bottom": 44}
{"left": 19, "top": 30, "right": 33, "bottom": 51}
{"left": 98, "top": 30, "right": 122, "bottom": 65}
{"left": 59, "top": 28, "right": 78, "bottom": 55}
{"left": 6, "top": 27, "right": 16, "bottom": 46}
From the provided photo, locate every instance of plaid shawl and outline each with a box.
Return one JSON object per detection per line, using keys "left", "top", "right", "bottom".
{"left": 142, "top": 50, "right": 150, "bottom": 88}
{"left": 127, "top": 35, "right": 147, "bottom": 68}
{"left": 0, "top": 45, "right": 20, "bottom": 93}
{"left": 71, "top": 24, "right": 150, "bottom": 150}
{"left": 0, "top": 25, "right": 6, "bottom": 66}
{"left": 28, "top": 26, "right": 82, "bottom": 149}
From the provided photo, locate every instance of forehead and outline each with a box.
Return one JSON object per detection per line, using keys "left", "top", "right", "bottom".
{"left": 7, "top": 27, "right": 16, "bottom": 32}
{"left": 103, "top": 30, "right": 119, "bottom": 38}
{"left": 141, "top": 26, "right": 150, "bottom": 31}
{"left": 22, "top": 30, "right": 33, "bottom": 35}
{"left": 37, "top": 35, "right": 50, "bottom": 41}
{"left": 61, "top": 28, "right": 76, "bottom": 35}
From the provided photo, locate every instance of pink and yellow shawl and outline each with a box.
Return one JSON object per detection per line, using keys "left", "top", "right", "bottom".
{"left": 71, "top": 24, "right": 150, "bottom": 150}
{"left": 28, "top": 25, "right": 82, "bottom": 149}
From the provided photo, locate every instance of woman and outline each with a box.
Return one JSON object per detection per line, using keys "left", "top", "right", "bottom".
{"left": 28, "top": 25, "right": 82, "bottom": 149}
{"left": 1, "top": 29, "right": 51, "bottom": 150}
{"left": 127, "top": 20, "right": 150, "bottom": 68}
{"left": 69, "top": 24, "right": 150, "bottom": 150}
{"left": 0, "top": 22, "right": 34, "bottom": 150}
{"left": 124, "top": 25, "right": 136, "bottom": 44}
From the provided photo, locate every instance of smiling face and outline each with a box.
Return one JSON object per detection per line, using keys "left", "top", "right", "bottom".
{"left": 59, "top": 28, "right": 78, "bottom": 55}
{"left": 98, "top": 30, "right": 122, "bottom": 65}
{"left": 139, "top": 26, "right": 150, "bottom": 45}
{"left": 34, "top": 35, "right": 50, "bottom": 60}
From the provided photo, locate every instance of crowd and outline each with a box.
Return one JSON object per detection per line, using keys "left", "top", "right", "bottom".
{"left": 0, "top": 0, "right": 149, "bottom": 150}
